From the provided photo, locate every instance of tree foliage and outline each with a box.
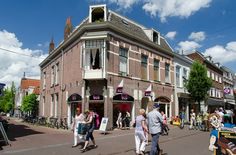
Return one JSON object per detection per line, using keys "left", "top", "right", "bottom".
{"left": 185, "top": 61, "right": 212, "bottom": 111}
{"left": 21, "top": 93, "right": 38, "bottom": 116}
{"left": 0, "top": 88, "right": 14, "bottom": 113}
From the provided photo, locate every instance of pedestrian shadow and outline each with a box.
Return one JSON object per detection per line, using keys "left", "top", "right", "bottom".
{"left": 144, "top": 150, "right": 168, "bottom": 155}
{"left": 6, "top": 123, "right": 44, "bottom": 141}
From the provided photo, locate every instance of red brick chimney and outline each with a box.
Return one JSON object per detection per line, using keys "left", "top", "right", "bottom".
{"left": 64, "top": 17, "right": 73, "bottom": 40}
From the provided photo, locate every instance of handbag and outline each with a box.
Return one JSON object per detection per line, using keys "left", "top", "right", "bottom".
{"left": 77, "top": 123, "right": 87, "bottom": 135}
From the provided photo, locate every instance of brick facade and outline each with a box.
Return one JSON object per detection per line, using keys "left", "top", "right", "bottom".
{"left": 39, "top": 5, "right": 174, "bottom": 129}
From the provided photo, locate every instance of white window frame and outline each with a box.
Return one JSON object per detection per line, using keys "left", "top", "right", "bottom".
{"left": 54, "top": 93, "right": 58, "bottom": 117}
{"left": 207, "top": 70, "right": 210, "bottom": 78}
{"left": 211, "top": 72, "right": 214, "bottom": 81}
{"left": 119, "top": 47, "right": 128, "bottom": 76}
{"left": 55, "top": 63, "right": 59, "bottom": 85}
{"left": 50, "top": 94, "right": 54, "bottom": 117}
{"left": 51, "top": 66, "right": 55, "bottom": 86}
{"left": 176, "top": 66, "right": 181, "bottom": 87}
{"left": 154, "top": 59, "right": 160, "bottom": 81}
{"left": 219, "top": 77, "right": 222, "bottom": 83}
{"left": 43, "top": 72, "right": 46, "bottom": 89}
{"left": 165, "top": 63, "right": 170, "bottom": 83}
{"left": 42, "top": 96, "right": 45, "bottom": 116}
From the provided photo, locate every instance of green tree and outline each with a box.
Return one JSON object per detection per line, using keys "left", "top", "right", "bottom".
{"left": 0, "top": 88, "right": 14, "bottom": 113}
{"left": 185, "top": 61, "right": 212, "bottom": 112}
{"left": 21, "top": 93, "right": 38, "bottom": 117}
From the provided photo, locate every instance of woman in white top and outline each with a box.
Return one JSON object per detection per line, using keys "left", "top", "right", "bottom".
{"left": 189, "top": 109, "right": 196, "bottom": 130}
{"left": 116, "top": 111, "right": 122, "bottom": 129}
{"left": 134, "top": 109, "right": 148, "bottom": 155}
{"left": 71, "top": 108, "right": 85, "bottom": 147}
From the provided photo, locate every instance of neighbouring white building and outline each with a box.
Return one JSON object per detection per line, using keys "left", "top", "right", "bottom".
{"left": 173, "top": 52, "right": 193, "bottom": 121}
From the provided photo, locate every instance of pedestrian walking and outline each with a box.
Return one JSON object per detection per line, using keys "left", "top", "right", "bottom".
{"left": 134, "top": 109, "right": 148, "bottom": 155}
{"left": 147, "top": 103, "right": 163, "bottom": 155}
{"left": 196, "top": 112, "right": 203, "bottom": 130}
{"left": 71, "top": 108, "right": 86, "bottom": 148}
{"left": 80, "top": 109, "right": 97, "bottom": 152}
{"left": 203, "top": 110, "right": 209, "bottom": 131}
{"left": 161, "top": 111, "right": 169, "bottom": 135}
{"left": 189, "top": 109, "right": 196, "bottom": 130}
{"left": 116, "top": 110, "right": 122, "bottom": 129}
{"left": 125, "top": 111, "right": 131, "bottom": 129}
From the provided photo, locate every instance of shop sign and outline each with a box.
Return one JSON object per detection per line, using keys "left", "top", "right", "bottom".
{"left": 224, "top": 88, "right": 230, "bottom": 94}
{"left": 145, "top": 91, "right": 151, "bottom": 97}
{"left": 216, "top": 130, "right": 236, "bottom": 155}
{"left": 89, "top": 95, "right": 104, "bottom": 101}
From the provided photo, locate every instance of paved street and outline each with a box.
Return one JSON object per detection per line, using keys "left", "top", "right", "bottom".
{"left": 1, "top": 118, "right": 212, "bottom": 155}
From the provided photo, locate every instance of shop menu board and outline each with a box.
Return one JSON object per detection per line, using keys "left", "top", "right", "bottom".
{"left": 99, "top": 117, "right": 108, "bottom": 133}
{"left": 215, "top": 130, "right": 236, "bottom": 155}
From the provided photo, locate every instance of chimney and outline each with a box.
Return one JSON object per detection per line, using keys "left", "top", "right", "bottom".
{"left": 49, "top": 37, "right": 55, "bottom": 53}
{"left": 22, "top": 72, "right": 26, "bottom": 80}
{"left": 64, "top": 17, "right": 73, "bottom": 40}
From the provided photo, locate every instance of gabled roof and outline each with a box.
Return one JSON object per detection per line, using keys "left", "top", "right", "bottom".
{"left": 21, "top": 78, "right": 40, "bottom": 90}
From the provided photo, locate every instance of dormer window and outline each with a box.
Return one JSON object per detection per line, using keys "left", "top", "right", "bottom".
{"left": 153, "top": 31, "right": 160, "bottom": 45}
{"left": 89, "top": 5, "right": 107, "bottom": 23}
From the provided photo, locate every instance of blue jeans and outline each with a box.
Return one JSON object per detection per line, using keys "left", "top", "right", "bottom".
{"left": 149, "top": 133, "right": 160, "bottom": 155}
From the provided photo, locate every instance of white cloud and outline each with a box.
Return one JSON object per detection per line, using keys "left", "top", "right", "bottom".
{"left": 188, "top": 31, "right": 206, "bottom": 42}
{"left": 176, "top": 41, "right": 201, "bottom": 54}
{"left": 165, "top": 31, "right": 177, "bottom": 40}
{"left": 37, "top": 43, "right": 42, "bottom": 47}
{"left": 93, "top": 0, "right": 139, "bottom": 9}
{"left": 142, "top": 0, "right": 212, "bottom": 22}
{"left": 0, "top": 30, "right": 48, "bottom": 87}
{"left": 93, "top": 0, "right": 212, "bottom": 22}
{"left": 203, "top": 42, "right": 236, "bottom": 64}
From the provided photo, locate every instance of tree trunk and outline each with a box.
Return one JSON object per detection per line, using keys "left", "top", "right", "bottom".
{"left": 198, "top": 100, "right": 201, "bottom": 113}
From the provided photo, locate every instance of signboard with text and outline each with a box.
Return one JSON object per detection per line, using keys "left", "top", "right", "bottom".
{"left": 215, "top": 130, "right": 236, "bottom": 155}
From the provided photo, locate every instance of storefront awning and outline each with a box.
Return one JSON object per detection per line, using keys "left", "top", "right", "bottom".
{"left": 154, "top": 96, "right": 170, "bottom": 103}
{"left": 67, "top": 93, "right": 82, "bottom": 103}
{"left": 113, "top": 93, "right": 134, "bottom": 102}
{"left": 177, "top": 92, "right": 190, "bottom": 98}
{"left": 207, "top": 98, "right": 224, "bottom": 106}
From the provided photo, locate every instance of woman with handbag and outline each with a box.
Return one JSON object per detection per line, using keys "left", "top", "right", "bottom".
{"left": 80, "top": 109, "right": 97, "bottom": 152}
{"left": 134, "top": 109, "right": 148, "bottom": 155}
{"left": 71, "top": 108, "right": 85, "bottom": 148}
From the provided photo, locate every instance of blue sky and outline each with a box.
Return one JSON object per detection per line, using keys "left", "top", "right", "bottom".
{"left": 0, "top": 0, "right": 236, "bottom": 86}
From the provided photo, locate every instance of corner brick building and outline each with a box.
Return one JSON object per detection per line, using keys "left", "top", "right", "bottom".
{"left": 39, "top": 4, "right": 174, "bottom": 129}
